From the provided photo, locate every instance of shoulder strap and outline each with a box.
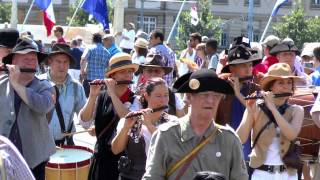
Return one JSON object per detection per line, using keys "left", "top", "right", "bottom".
{"left": 97, "top": 115, "right": 117, "bottom": 139}
{"left": 166, "top": 125, "right": 220, "bottom": 179}
{"left": 54, "top": 86, "right": 66, "bottom": 133}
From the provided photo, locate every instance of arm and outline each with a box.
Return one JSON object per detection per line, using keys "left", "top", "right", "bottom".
{"left": 228, "top": 77, "right": 246, "bottom": 106}
{"left": 230, "top": 137, "right": 249, "bottom": 180}
{"left": 111, "top": 117, "right": 136, "bottom": 155}
{"left": 236, "top": 108, "right": 254, "bottom": 144}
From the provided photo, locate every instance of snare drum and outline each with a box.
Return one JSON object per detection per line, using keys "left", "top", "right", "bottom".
{"left": 45, "top": 145, "right": 93, "bottom": 180}
{"left": 289, "top": 87, "right": 320, "bottom": 161}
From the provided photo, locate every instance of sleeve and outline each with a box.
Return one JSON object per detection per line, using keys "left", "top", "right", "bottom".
{"left": 81, "top": 47, "right": 90, "bottom": 60}
{"left": 229, "top": 136, "right": 249, "bottom": 180}
{"left": 142, "top": 130, "right": 168, "bottom": 180}
{"left": 116, "top": 118, "right": 126, "bottom": 133}
{"left": 25, "top": 83, "right": 55, "bottom": 114}
{"left": 208, "top": 54, "right": 219, "bottom": 70}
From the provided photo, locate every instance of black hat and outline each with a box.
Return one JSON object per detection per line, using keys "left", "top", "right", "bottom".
{"left": 231, "top": 36, "right": 252, "bottom": 49}
{"left": 2, "top": 38, "right": 47, "bottom": 64}
{"left": 47, "top": 44, "right": 75, "bottom": 65}
{"left": 172, "top": 69, "right": 234, "bottom": 94}
{"left": 269, "top": 41, "right": 300, "bottom": 55}
{"left": 135, "top": 53, "right": 173, "bottom": 75}
{"left": 0, "top": 28, "right": 19, "bottom": 48}
{"left": 221, "top": 45, "right": 262, "bottom": 73}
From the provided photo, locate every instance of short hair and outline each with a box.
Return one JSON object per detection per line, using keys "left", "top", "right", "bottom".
{"left": 92, "top": 33, "right": 102, "bottom": 43}
{"left": 71, "top": 39, "right": 78, "bottom": 46}
{"left": 190, "top": 32, "right": 202, "bottom": 43}
{"left": 54, "top": 26, "right": 64, "bottom": 35}
{"left": 313, "top": 46, "right": 320, "bottom": 61}
{"left": 151, "top": 30, "right": 164, "bottom": 42}
{"left": 206, "top": 39, "right": 218, "bottom": 50}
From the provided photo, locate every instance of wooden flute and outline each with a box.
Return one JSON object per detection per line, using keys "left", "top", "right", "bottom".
{"left": 244, "top": 92, "right": 293, "bottom": 100}
{"left": 89, "top": 80, "right": 133, "bottom": 85}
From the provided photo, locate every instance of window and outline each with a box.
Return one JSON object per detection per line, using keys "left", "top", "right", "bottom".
{"left": 220, "top": 33, "right": 227, "bottom": 47}
{"left": 313, "top": 0, "right": 320, "bottom": 4}
{"left": 212, "top": 0, "right": 228, "bottom": 4}
{"left": 244, "top": 0, "right": 260, "bottom": 6}
{"left": 137, "top": 16, "right": 157, "bottom": 34}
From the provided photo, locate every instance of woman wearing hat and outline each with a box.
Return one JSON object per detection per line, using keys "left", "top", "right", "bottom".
{"left": 111, "top": 78, "right": 177, "bottom": 180}
{"left": 78, "top": 53, "right": 139, "bottom": 180}
{"left": 237, "top": 63, "right": 304, "bottom": 180}
{"left": 131, "top": 38, "right": 148, "bottom": 87}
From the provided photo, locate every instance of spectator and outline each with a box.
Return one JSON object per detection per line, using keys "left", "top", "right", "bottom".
{"left": 118, "top": 23, "right": 136, "bottom": 54}
{"left": 53, "top": 26, "right": 66, "bottom": 44}
{"left": 102, "top": 34, "right": 122, "bottom": 57}
{"left": 68, "top": 39, "right": 83, "bottom": 82}
{"left": 206, "top": 39, "right": 219, "bottom": 71}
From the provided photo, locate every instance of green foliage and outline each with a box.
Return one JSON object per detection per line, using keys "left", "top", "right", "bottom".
{"left": 0, "top": 2, "right": 11, "bottom": 23}
{"left": 273, "top": 8, "right": 320, "bottom": 49}
{"left": 67, "top": 0, "right": 113, "bottom": 27}
{"left": 175, "top": 0, "right": 222, "bottom": 51}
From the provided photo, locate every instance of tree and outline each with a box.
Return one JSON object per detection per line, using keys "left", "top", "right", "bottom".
{"left": 0, "top": 2, "right": 11, "bottom": 23}
{"left": 175, "top": 0, "right": 222, "bottom": 51}
{"left": 273, "top": 8, "right": 320, "bottom": 49}
{"left": 67, "top": 0, "right": 114, "bottom": 27}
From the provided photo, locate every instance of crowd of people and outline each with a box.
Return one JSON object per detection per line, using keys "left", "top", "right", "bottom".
{"left": 0, "top": 22, "right": 320, "bottom": 180}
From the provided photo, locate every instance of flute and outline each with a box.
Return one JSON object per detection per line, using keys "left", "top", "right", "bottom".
{"left": 127, "top": 105, "right": 168, "bottom": 143}
{"left": 239, "top": 76, "right": 253, "bottom": 82}
{"left": 244, "top": 92, "right": 293, "bottom": 100}
{"left": 89, "top": 80, "right": 133, "bottom": 85}
{"left": 0, "top": 67, "right": 36, "bottom": 73}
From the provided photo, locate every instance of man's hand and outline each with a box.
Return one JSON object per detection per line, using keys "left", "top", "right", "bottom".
{"left": 105, "top": 78, "right": 116, "bottom": 96}
{"left": 89, "top": 79, "right": 103, "bottom": 98}
{"left": 6, "top": 64, "right": 21, "bottom": 87}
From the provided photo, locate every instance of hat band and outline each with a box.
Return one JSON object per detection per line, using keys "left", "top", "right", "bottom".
{"left": 109, "top": 60, "right": 132, "bottom": 69}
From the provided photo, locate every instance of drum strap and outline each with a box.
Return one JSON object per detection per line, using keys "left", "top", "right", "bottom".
{"left": 97, "top": 115, "right": 117, "bottom": 140}
{"left": 54, "top": 86, "right": 67, "bottom": 134}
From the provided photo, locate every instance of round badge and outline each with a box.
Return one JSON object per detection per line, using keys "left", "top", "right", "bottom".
{"left": 216, "top": 152, "right": 221, "bottom": 157}
{"left": 189, "top": 79, "right": 200, "bottom": 90}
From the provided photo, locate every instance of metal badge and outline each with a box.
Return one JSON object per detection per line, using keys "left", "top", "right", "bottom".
{"left": 189, "top": 79, "right": 200, "bottom": 90}
{"left": 216, "top": 151, "right": 221, "bottom": 157}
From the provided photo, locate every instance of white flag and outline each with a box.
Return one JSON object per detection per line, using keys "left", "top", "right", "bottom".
{"left": 190, "top": 6, "right": 199, "bottom": 26}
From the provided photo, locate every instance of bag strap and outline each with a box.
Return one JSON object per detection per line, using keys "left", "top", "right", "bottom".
{"left": 166, "top": 125, "right": 220, "bottom": 179}
{"left": 54, "top": 86, "right": 67, "bottom": 133}
{"left": 252, "top": 102, "right": 290, "bottom": 148}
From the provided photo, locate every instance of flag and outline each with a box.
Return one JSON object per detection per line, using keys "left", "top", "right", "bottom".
{"left": 34, "top": 0, "right": 56, "bottom": 36}
{"left": 190, "top": 5, "right": 199, "bottom": 26}
{"left": 271, "top": 0, "right": 289, "bottom": 17}
{"left": 82, "top": 0, "right": 109, "bottom": 30}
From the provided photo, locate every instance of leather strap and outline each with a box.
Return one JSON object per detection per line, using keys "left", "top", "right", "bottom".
{"left": 54, "top": 86, "right": 66, "bottom": 133}
{"left": 166, "top": 125, "right": 220, "bottom": 179}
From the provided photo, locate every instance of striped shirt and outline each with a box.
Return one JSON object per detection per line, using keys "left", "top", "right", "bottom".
{"left": 82, "top": 43, "right": 111, "bottom": 80}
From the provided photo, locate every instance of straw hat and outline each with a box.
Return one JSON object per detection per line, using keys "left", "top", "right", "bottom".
{"left": 105, "top": 53, "right": 139, "bottom": 77}
{"left": 134, "top": 38, "right": 148, "bottom": 49}
{"left": 260, "top": 63, "right": 302, "bottom": 91}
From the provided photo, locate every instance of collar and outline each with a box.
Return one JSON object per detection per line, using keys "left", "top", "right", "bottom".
{"left": 180, "top": 115, "right": 217, "bottom": 143}
{"left": 119, "top": 88, "right": 133, "bottom": 103}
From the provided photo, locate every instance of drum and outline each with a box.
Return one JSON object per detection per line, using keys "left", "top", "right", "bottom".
{"left": 45, "top": 145, "right": 93, "bottom": 180}
{"left": 289, "top": 87, "right": 320, "bottom": 161}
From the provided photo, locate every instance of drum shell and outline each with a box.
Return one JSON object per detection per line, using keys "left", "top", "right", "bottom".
{"left": 288, "top": 92, "right": 320, "bottom": 158}
{"left": 45, "top": 145, "right": 93, "bottom": 180}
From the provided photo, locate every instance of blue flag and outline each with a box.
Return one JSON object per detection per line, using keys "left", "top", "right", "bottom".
{"left": 271, "top": 0, "right": 289, "bottom": 17}
{"left": 81, "top": 0, "right": 109, "bottom": 30}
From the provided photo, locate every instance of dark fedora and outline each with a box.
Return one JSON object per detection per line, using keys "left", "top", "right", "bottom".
{"left": 172, "top": 69, "right": 234, "bottom": 94}
{"left": 269, "top": 41, "right": 300, "bottom": 55}
{"left": 0, "top": 28, "right": 19, "bottom": 48}
{"left": 47, "top": 44, "right": 75, "bottom": 65}
{"left": 221, "top": 45, "right": 262, "bottom": 73}
{"left": 2, "top": 38, "right": 47, "bottom": 64}
{"left": 135, "top": 53, "right": 173, "bottom": 75}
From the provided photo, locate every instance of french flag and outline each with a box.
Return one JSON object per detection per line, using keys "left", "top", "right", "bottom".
{"left": 35, "top": 0, "right": 56, "bottom": 36}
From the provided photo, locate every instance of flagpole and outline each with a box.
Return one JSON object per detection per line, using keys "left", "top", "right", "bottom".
{"left": 21, "top": 0, "right": 35, "bottom": 31}
{"left": 259, "top": 15, "right": 273, "bottom": 43}
{"left": 64, "top": 0, "right": 86, "bottom": 38}
{"left": 166, "top": 0, "right": 187, "bottom": 43}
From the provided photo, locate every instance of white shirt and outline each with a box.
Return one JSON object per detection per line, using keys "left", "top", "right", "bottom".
{"left": 178, "top": 49, "right": 196, "bottom": 76}
{"left": 119, "top": 29, "right": 135, "bottom": 49}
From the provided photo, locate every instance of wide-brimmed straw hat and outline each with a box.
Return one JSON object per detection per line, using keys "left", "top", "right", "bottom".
{"left": 3, "top": 38, "right": 47, "bottom": 64}
{"left": 47, "top": 43, "right": 75, "bottom": 65}
{"left": 221, "top": 45, "right": 262, "bottom": 73}
{"left": 134, "top": 38, "right": 148, "bottom": 49}
{"left": 172, "top": 69, "right": 234, "bottom": 94}
{"left": 135, "top": 53, "right": 173, "bottom": 75}
{"left": 105, "top": 53, "right": 139, "bottom": 77}
{"left": 260, "top": 63, "right": 302, "bottom": 91}
{"left": 269, "top": 41, "right": 300, "bottom": 56}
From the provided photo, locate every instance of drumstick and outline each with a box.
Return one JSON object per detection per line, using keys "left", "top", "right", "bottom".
{"left": 56, "top": 146, "right": 64, "bottom": 150}
{"left": 62, "top": 129, "right": 92, "bottom": 137}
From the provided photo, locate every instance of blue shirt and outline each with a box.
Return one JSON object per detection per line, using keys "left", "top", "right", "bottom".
{"left": 310, "top": 66, "right": 320, "bottom": 86}
{"left": 70, "top": 47, "right": 83, "bottom": 70}
{"left": 107, "top": 43, "right": 122, "bottom": 57}
{"left": 82, "top": 43, "right": 111, "bottom": 80}
{"left": 38, "top": 72, "right": 87, "bottom": 140}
